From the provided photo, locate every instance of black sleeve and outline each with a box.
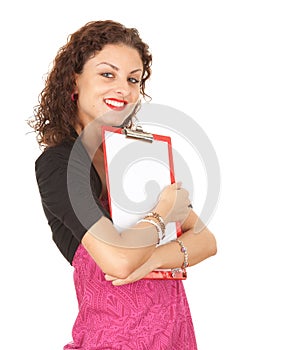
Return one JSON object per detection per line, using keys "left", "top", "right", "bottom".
{"left": 35, "top": 143, "right": 106, "bottom": 243}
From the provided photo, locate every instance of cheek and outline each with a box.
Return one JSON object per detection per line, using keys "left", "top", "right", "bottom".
{"left": 78, "top": 86, "right": 104, "bottom": 106}
{"left": 77, "top": 94, "right": 104, "bottom": 118}
{"left": 132, "top": 87, "right": 141, "bottom": 101}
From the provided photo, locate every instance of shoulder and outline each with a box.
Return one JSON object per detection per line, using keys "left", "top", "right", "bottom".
{"left": 35, "top": 142, "right": 75, "bottom": 186}
{"left": 35, "top": 139, "right": 93, "bottom": 190}
{"left": 36, "top": 142, "right": 73, "bottom": 168}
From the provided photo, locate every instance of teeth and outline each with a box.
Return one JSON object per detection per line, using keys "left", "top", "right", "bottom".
{"left": 105, "top": 99, "right": 125, "bottom": 108}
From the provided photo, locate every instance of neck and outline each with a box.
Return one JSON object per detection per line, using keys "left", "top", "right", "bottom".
{"left": 76, "top": 120, "right": 104, "bottom": 159}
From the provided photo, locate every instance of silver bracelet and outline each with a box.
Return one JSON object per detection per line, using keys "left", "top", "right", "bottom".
{"left": 173, "top": 238, "right": 189, "bottom": 268}
{"left": 137, "top": 218, "right": 163, "bottom": 244}
{"left": 145, "top": 212, "right": 166, "bottom": 238}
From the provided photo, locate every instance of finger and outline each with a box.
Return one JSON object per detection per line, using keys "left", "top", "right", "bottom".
{"left": 112, "top": 269, "right": 146, "bottom": 286}
{"left": 110, "top": 272, "right": 137, "bottom": 286}
{"left": 104, "top": 274, "right": 117, "bottom": 281}
{"left": 181, "top": 188, "right": 189, "bottom": 196}
{"left": 175, "top": 181, "right": 182, "bottom": 190}
{"left": 112, "top": 279, "right": 127, "bottom": 286}
{"left": 112, "top": 276, "right": 135, "bottom": 286}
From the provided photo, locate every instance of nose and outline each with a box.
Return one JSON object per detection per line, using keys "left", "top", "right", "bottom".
{"left": 114, "top": 77, "right": 130, "bottom": 98}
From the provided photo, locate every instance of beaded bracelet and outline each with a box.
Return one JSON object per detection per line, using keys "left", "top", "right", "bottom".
{"left": 137, "top": 218, "right": 163, "bottom": 244}
{"left": 144, "top": 212, "right": 166, "bottom": 239}
{"left": 173, "top": 238, "right": 189, "bottom": 268}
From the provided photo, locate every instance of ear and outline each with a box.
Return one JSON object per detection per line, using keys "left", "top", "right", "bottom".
{"left": 74, "top": 73, "right": 80, "bottom": 93}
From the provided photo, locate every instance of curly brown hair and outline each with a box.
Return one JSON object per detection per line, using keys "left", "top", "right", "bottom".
{"left": 29, "top": 20, "right": 152, "bottom": 148}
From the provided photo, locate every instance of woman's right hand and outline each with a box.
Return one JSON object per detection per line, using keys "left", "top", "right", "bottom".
{"left": 154, "top": 182, "right": 191, "bottom": 224}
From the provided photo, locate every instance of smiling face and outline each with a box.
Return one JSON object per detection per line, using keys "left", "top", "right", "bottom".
{"left": 74, "top": 44, "right": 143, "bottom": 129}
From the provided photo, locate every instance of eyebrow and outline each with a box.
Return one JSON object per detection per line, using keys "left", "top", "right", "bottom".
{"left": 96, "top": 61, "right": 143, "bottom": 74}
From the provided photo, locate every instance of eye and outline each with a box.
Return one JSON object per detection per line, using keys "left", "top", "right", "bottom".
{"left": 128, "top": 77, "right": 140, "bottom": 84}
{"left": 101, "top": 72, "right": 114, "bottom": 78}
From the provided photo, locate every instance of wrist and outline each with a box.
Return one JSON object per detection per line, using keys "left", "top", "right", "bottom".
{"left": 149, "top": 248, "right": 164, "bottom": 270}
{"left": 153, "top": 199, "right": 171, "bottom": 225}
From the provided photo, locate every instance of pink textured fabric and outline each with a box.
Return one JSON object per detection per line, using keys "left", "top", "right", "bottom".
{"left": 64, "top": 244, "right": 198, "bottom": 350}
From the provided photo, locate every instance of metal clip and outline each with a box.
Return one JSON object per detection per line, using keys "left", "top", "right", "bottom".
{"left": 120, "top": 101, "right": 153, "bottom": 142}
{"left": 123, "top": 125, "right": 154, "bottom": 142}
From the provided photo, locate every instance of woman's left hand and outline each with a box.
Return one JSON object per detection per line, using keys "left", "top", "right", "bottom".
{"left": 105, "top": 255, "right": 158, "bottom": 286}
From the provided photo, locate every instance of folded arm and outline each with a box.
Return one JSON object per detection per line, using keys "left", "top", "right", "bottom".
{"left": 81, "top": 184, "right": 191, "bottom": 279}
{"left": 105, "top": 209, "right": 217, "bottom": 285}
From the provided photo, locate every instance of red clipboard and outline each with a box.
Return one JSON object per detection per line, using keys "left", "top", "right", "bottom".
{"left": 102, "top": 125, "right": 187, "bottom": 280}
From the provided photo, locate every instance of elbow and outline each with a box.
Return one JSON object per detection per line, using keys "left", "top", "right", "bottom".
{"left": 208, "top": 233, "right": 217, "bottom": 257}
{"left": 104, "top": 249, "right": 153, "bottom": 279}
{"left": 105, "top": 260, "right": 133, "bottom": 279}
{"left": 102, "top": 247, "right": 154, "bottom": 279}
{"left": 102, "top": 253, "right": 146, "bottom": 279}
{"left": 199, "top": 230, "right": 217, "bottom": 259}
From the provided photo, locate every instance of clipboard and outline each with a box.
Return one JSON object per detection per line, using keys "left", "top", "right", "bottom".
{"left": 102, "top": 124, "right": 187, "bottom": 280}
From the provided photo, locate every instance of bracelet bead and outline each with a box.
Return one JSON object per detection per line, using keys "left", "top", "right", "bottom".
{"left": 137, "top": 218, "right": 163, "bottom": 244}
{"left": 173, "top": 238, "right": 189, "bottom": 268}
{"left": 144, "top": 212, "right": 166, "bottom": 239}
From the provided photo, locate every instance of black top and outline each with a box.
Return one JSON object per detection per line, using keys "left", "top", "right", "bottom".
{"left": 35, "top": 136, "right": 111, "bottom": 264}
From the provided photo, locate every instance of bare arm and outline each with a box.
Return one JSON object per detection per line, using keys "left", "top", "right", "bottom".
{"left": 81, "top": 184, "right": 191, "bottom": 279}
{"left": 82, "top": 217, "right": 158, "bottom": 279}
{"left": 105, "top": 210, "right": 217, "bottom": 285}
{"left": 151, "top": 210, "right": 217, "bottom": 269}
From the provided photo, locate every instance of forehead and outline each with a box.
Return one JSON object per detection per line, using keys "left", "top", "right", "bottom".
{"left": 87, "top": 44, "right": 143, "bottom": 70}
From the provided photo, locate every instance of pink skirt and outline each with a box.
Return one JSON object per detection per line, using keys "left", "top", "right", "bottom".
{"left": 64, "top": 244, "right": 198, "bottom": 350}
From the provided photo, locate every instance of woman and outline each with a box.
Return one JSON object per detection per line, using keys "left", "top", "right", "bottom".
{"left": 30, "top": 20, "right": 217, "bottom": 350}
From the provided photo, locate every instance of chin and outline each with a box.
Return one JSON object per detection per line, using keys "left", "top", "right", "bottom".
{"left": 101, "top": 109, "right": 132, "bottom": 127}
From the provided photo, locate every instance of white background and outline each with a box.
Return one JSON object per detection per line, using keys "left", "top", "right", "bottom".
{"left": 1, "top": 0, "right": 288, "bottom": 349}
